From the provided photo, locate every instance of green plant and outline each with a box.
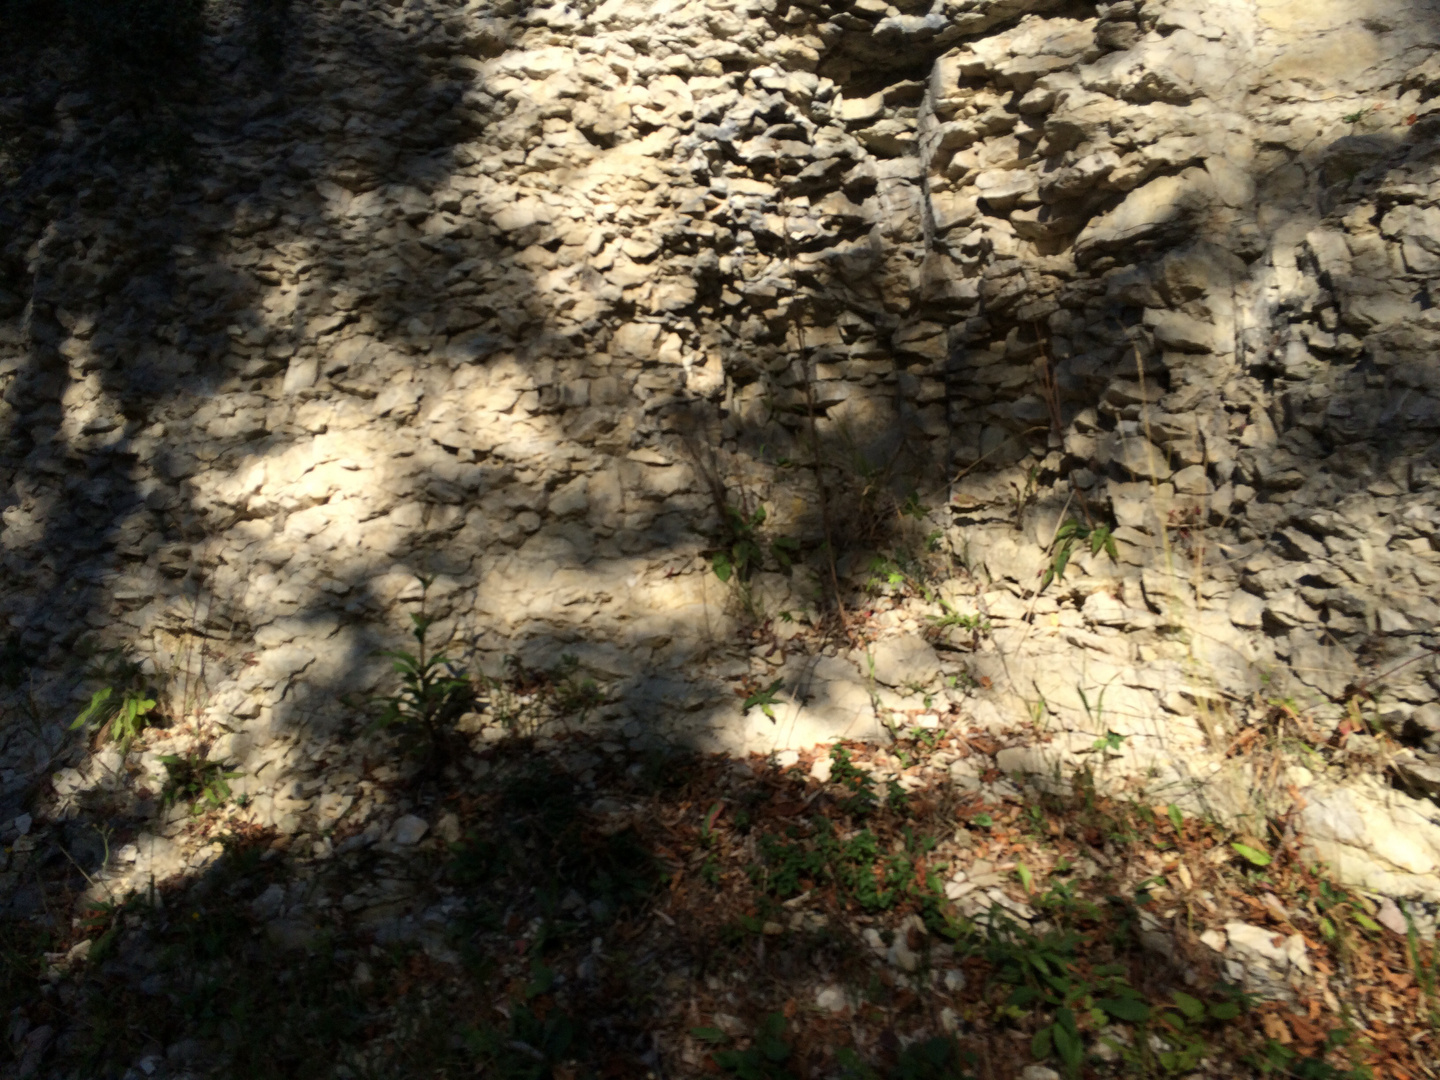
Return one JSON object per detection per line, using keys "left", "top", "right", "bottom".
{"left": 369, "top": 576, "right": 474, "bottom": 765}
{"left": 837, "top": 1036, "right": 975, "bottom": 1080}
{"left": 712, "top": 505, "right": 799, "bottom": 582}
{"left": 1310, "top": 879, "right": 1382, "bottom": 940}
{"left": 548, "top": 653, "right": 605, "bottom": 725}
{"left": 695, "top": 1012, "right": 796, "bottom": 1080}
{"left": 463, "top": 962, "right": 577, "bottom": 1080}
{"left": 159, "top": 753, "right": 240, "bottom": 814}
{"left": 752, "top": 810, "right": 946, "bottom": 924}
{"left": 988, "top": 922, "right": 1146, "bottom": 1077}
{"left": 867, "top": 554, "right": 910, "bottom": 593}
{"left": 894, "top": 1037, "right": 974, "bottom": 1080}
{"left": 1088, "top": 730, "right": 1125, "bottom": 755}
{"left": 70, "top": 686, "right": 158, "bottom": 748}
{"left": 1114, "top": 989, "right": 1243, "bottom": 1076}
{"left": 76, "top": 895, "right": 132, "bottom": 965}
{"left": 1025, "top": 691, "right": 1051, "bottom": 732}
{"left": 866, "top": 549, "right": 948, "bottom": 605}
{"left": 1247, "top": 1031, "right": 1372, "bottom": 1080}
{"left": 1041, "top": 519, "right": 1118, "bottom": 592}
{"left": 930, "top": 606, "right": 989, "bottom": 635}
{"left": 828, "top": 745, "right": 907, "bottom": 817}
{"left": 979, "top": 876, "right": 1250, "bottom": 1080}
{"left": 1077, "top": 683, "right": 1110, "bottom": 730}
{"left": 1231, "top": 842, "right": 1273, "bottom": 869}
{"left": 907, "top": 726, "right": 941, "bottom": 755}
{"left": 1034, "top": 877, "right": 1102, "bottom": 923}
{"left": 69, "top": 650, "right": 158, "bottom": 750}
{"left": 899, "top": 492, "right": 928, "bottom": 520}
{"left": 743, "top": 678, "right": 785, "bottom": 720}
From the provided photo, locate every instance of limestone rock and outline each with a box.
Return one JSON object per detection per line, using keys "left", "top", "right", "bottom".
{"left": 869, "top": 636, "right": 942, "bottom": 688}
{"left": 1298, "top": 780, "right": 1440, "bottom": 901}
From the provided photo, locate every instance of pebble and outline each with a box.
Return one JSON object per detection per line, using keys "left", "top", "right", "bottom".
{"left": 391, "top": 815, "right": 429, "bottom": 846}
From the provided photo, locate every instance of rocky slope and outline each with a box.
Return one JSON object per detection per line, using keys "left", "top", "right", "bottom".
{"left": 2, "top": 0, "right": 1440, "bottom": 929}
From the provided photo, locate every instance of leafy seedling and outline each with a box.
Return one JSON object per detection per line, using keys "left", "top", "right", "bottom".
{"left": 159, "top": 754, "right": 240, "bottom": 814}
{"left": 1041, "top": 519, "right": 1119, "bottom": 592}
{"left": 369, "top": 576, "right": 475, "bottom": 767}
{"left": 713, "top": 505, "right": 768, "bottom": 583}
{"left": 71, "top": 686, "right": 158, "bottom": 750}
{"left": 743, "top": 679, "right": 785, "bottom": 720}
{"left": 707, "top": 1013, "right": 796, "bottom": 1080}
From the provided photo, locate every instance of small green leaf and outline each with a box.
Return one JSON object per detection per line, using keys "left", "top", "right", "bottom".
{"left": 691, "top": 1026, "right": 727, "bottom": 1043}
{"left": 713, "top": 1048, "right": 743, "bottom": 1071}
{"left": 1207, "top": 1000, "right": 1241, "bottom": 1021}
{"left": 1052, "top": 544, "right": 1071, "bottom": 582}
{"left": 1098, "top": 997, "right": 1151, "bottom": 1023}
{"left": 1319, "top": 916, "right": 1336, "bottom": 940}
{"left": 1351, "top": 910, "right": 1382, "bottom": 934}
{"left": 712, "top": 552, "right": 733, "bottom": 583}
{"left": 1172, "top": 992, "right": 1204, "bottom": 1021}
{"left": 1167, "top": 803, "right": 1184, "bottom": 834}
{"left": 525, "top": 960, "right": 555, "bottom": 999}
{"left": 1053, "top": 1022, "right": 1083, "bottom": 1070}
{"left": 742, "top": 679, "right": 784, "bottom": 718}
{"left": 1016, "top": 862, "right": 1034, "bottom": 894}
{"left": 71, "top": 686, "right": 114, "bottom": 731}
{"left": 1230, "top": 842, "right": 1272, "bottom": 867}
{"left": 1031, "top": 1024, "right": 1054, "bottom": 1061}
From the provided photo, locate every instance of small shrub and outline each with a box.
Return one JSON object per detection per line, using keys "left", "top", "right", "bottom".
{"left": 368, "top": 576, "right": 475, "bottom": 767}
{"left": 1042, "top": 518, "right": 1118, "bottom": 592}
{"left": 159, "top": 753, "right": 239, "bottom": 814}
{"left": 69, "top": 650, "right": 159, "bottom": 751}
{"left": 695, "top": 1012, "right": 796, "bottom": 1080}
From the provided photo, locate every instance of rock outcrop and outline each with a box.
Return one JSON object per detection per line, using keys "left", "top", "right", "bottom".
{"left": 2, "top": 0, "right": 1439, "bottom": 902}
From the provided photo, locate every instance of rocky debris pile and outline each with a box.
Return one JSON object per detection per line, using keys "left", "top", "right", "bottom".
{"left": 0, "top": 0, "right": 1439, "bottom": 962}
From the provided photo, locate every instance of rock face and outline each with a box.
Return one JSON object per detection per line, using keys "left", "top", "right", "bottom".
{"left": 2, "top": 0, "right": 1440, "bottom": 899}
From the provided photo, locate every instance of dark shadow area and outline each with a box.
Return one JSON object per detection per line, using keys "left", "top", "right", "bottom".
{"left": 12, "top": 733, "right": 1415, "bottom": 1080}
